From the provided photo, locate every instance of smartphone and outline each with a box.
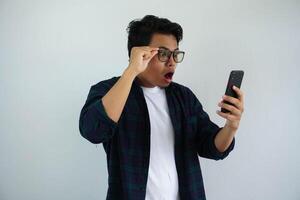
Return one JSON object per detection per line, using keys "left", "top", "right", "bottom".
{"left": 221, "top": 70, "right": 244, "bottom": 113}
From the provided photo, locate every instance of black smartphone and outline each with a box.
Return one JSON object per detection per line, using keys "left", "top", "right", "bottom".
{"left": 221, "top": 70, "right": 244, "bottom": 113}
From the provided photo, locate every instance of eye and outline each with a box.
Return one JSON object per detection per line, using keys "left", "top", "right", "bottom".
{"left": 159, "top": 50, "right": 169, "bottom": 57}
{"left": 173, "top": 51, "right": 185, "bottom": 62}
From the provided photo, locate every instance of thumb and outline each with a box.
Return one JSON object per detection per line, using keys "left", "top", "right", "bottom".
{"left": 148, "top": 50, "right": 158, "bottom": 60}
{"left": 143, "top": 50, "right": 158, "bottom": 61}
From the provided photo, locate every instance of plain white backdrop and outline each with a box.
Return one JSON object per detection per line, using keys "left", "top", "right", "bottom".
{"left": 1, "top": 0, "right": 299, "bottom": 199}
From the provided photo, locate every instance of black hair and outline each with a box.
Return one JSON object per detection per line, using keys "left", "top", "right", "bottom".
{"left": 126, "top": 15, "right": 183, "bottom": 57}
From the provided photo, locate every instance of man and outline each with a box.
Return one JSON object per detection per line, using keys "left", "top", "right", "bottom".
{"left": 79, "top": 15, "right": 244, "bottom": 200}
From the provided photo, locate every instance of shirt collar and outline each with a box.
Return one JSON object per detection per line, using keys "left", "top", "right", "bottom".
{"left": 132, "top": 76, "right": 174, "bottom": 94}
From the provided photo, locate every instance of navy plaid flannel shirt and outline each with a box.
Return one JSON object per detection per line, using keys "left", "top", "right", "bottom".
{"left": 79, "top": 76, "right": 235, "bottom": 200}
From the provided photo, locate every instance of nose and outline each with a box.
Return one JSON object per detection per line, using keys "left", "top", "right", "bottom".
{"left": 166, "top": 53, "right": 176, "bottom": 67}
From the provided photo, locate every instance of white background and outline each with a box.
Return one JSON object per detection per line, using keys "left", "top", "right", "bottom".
{"left": 1, "top": 0, "right": 299, "bottom": 199}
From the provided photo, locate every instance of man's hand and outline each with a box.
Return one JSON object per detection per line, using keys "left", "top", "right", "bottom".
{"left": 128, "top": 46, "right": 159, "bottom": 76}
{"left": 216, "top": 86, "right": 245, "bottom": 130}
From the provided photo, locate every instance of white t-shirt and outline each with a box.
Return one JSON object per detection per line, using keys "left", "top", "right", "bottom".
{"left": 141, "top": 86, "right": 180, "bottom": 200}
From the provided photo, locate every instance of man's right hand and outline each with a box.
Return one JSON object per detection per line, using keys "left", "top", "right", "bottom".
{"left": 101, "top": 46, "right": 158, "bottom": 123}
{"left": 128, "top": 46, "right": 159, "bottom": 76}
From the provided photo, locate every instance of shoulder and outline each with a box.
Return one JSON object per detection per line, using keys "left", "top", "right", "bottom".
{"left": 91, "top": 76, "right": 121, "bottom": 91}
{"left": 84, "top": 76, "right": 121, "bottom": 100}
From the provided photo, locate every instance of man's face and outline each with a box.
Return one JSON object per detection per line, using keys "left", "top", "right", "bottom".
{"left": 137, "top": 33, "right": 180, "bottom": 88}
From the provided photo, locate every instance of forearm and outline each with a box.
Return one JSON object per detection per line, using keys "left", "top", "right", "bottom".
{"left": 214, "top": 125, "right": 237, "bottom": 153}
{"left": 102, "top": 67, "right": 137, "bottom": 123}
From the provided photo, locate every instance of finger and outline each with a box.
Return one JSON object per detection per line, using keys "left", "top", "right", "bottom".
{"left": 216, "top": 110, "right": 238, "bottom": 121}
{"left": 143, "top": 50, "right": 158, "bottom": 60}
{"left": 148, "top": 50, "right": 158, "bottom": 59}
{"left": 141, "top": 48, "right": 158, "bottom": 56}
{"left": 222, "top": 95, "right": 242, "bottom": 110}
{"left": 142, "top": 50, "right": 153, "bottom": 57}
{"left": 232, "top": 86, "right": 244, "bottom": 102}
{"left": 140, "top": 46, "right": 159, "bottom": 51}
{"left": 149, "top": 46, "right": 159, "bottom": 49}
{"left": 218, "top": 101, "right": 241, "bottom": 116}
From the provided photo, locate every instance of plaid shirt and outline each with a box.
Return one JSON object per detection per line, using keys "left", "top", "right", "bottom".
{"left": 79, "top": 76, "right": 235, "bottom": 200}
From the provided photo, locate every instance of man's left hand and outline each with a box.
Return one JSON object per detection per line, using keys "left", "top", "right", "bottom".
{"left": 216, "top": 86, "right": 245, "bottom": 130}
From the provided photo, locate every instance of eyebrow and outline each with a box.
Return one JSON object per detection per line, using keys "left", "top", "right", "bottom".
{"left": 158, "top": 46, "right": 179, "bottom": 51}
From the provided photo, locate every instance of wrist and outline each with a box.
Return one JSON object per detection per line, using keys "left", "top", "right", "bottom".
{"left": 123, "top": 66, "right": 138, "bottom": 81}
{"left": 224, "top": 123, "right": 238, "bottom": 133}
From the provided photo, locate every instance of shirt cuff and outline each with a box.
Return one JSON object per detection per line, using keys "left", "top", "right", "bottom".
{"left": 209, "top": 127, "right": 235, "bottom": 160}
{"left": 92, "top": 99, "right": 119, "bottom": 128}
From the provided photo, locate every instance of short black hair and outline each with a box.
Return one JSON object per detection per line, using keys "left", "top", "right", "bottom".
{"left": 126, "top": 15, "right": 183, "bottom": 57}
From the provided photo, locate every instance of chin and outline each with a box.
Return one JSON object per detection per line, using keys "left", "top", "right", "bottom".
{"left": 159, "top": 82, "right": 171, "bottom": 88}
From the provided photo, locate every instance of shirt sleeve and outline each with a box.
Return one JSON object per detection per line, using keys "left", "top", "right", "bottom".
{"left": 188, "top": 88, "right": 235, "bottom": 160}
{"left": 79, "top": 82, "right": 118, "bottom": 144}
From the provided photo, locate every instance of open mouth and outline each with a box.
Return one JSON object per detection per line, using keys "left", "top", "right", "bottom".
{"left": 164, "top": 72, "right": 174, "bottom": 80}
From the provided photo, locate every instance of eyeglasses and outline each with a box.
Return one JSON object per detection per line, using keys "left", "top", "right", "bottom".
{"left": 157, "top": 48, "right": 185, "bottom": 63}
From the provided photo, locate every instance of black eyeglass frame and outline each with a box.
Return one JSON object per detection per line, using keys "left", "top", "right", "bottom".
{"left": 157, "top": 48, "right": 185, "bottom": 63}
